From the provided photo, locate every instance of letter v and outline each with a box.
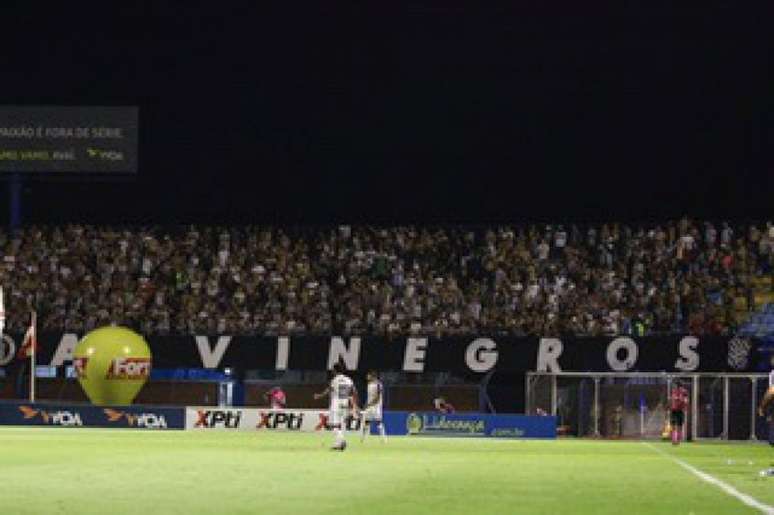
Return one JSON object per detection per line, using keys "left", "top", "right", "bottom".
{"left": 195, "top": 336, "right": 232, "bottom": 368}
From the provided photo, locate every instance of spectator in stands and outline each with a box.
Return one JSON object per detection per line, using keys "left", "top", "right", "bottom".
{"left": 0, "top": 219, "right": 769, "bottom": 337}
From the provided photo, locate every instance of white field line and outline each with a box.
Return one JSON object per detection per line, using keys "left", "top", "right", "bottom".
{"left": 642, "top": 442, "right": 774, "bottom": 515}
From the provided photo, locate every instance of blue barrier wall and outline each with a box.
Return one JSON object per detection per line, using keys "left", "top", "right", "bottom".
{"left": 381, "top": 412, "right": 556, "bottom": 438}
{"left": 0, "top": 402, "right": 184, "bottom": 430}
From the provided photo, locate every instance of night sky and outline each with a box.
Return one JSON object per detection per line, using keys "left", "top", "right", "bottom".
{"left": 0, "top": 3, "right": 772, "bottom": 224}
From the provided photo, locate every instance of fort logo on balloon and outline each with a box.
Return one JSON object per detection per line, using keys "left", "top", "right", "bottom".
{"left": 73, "top": 326, "right": 152, "bottom": 405}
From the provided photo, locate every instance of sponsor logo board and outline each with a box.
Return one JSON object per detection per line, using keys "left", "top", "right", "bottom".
{"left": 256, "top": 411, "right": 304, "bottom": 430}
{"left": 405, "top": 413, "right": 486, "bottom": 436}
{"left": 386, "top": 412, "right": 557, "bottom": 439}
{"left": 18, "top": 405, "right": 83, "bottom": 426}
{"left": 185, "top": 408, "right": 363, "bottom": 432}
{"left": 194, "top": 409, "right": 243, "bottom": 429}
{"left": 0, "top": 402, "right": 184, "bottom": 430}
{"left": 103, "top": 408, "right": 168, "bottom": 429}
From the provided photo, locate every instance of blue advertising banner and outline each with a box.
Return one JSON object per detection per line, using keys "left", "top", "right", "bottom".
{"left": 381, "top": 411, "right": 556, "bottom": 439}
{"left": 0, "top": 402, "right": 184, "bottom": 430}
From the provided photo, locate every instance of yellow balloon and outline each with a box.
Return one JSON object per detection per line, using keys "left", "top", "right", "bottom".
{"left": 73, "top": 326, "right": 152, "bottom": 406}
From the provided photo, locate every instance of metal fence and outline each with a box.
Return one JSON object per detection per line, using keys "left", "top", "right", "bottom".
{"left": 526, "top": 371, "right": 770, "bottom": 441}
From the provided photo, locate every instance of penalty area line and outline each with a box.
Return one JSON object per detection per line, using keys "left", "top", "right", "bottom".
{"left": 642, "top": 442, "right": 774, "bottom": 515}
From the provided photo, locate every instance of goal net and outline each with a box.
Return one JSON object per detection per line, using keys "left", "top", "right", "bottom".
{"left": 525, "top": 372, "right": 769, "bottom": 441}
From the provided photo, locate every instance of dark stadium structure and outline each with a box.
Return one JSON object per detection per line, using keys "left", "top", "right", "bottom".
{"left": 0, "top": 3, "right": 772, "bottom": 422}
{"left": 1, "top": 4, "right": 773, "bottom": 513}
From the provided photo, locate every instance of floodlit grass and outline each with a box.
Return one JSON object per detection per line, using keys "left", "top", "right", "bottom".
{"left": 0, "top": 428, "right": 772, "bottom": 514}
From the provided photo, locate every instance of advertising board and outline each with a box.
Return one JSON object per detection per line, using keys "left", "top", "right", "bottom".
{"left": 0, "top": 402, "right": 183, "bottom": 429}
{"left": 383, "top": 412, "right": 557, "bottom": 438}
{"left": 0, "top": 106, "right": 138, "bottom": 173}
{"left": 185, "top": 407, "right": 363, "bottom": 432}
{"left": 185, "top": 407, "right": 555, "bottom": 438}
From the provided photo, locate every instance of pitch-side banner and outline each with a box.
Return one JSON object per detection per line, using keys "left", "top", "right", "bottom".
{"left": 382, "top": 412, "right": 556, "bottom": 439}
{"left": 185, "top": 407, "right": 361, "bottom": 432}
{"left": 0, "top": 333, "right": 763, "bottom": 375}
{"left": 0, "top": 401, "right": 183, "bottom": 430}
{"left": 184, "top": 407, "right": 555, "bottom": 438}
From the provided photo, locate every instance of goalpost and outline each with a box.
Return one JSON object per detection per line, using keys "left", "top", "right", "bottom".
{"left": 525, "top": 371, "right": 770, "bottom": 441}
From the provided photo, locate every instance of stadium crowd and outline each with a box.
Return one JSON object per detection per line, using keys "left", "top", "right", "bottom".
{"left": 0, "top": 220, "right": 771, "bottom": 338}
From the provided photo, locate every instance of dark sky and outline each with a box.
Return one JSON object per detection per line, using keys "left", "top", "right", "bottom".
{"left": 0, "top": 3, "right": 772, "bottom": 224}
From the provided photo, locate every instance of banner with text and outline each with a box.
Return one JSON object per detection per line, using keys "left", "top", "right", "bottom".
{"left": 0, "top": 401, "right": 183, "bottom": 430}
{"left": 185, "top": 407, "right": 362, "bottom": 432}
{"left": 0, "top": 106, "right": 138, "bottom": 173}
{"left": 184, "top": 407, "right": 554, "bottom": 438}
{"left": 382, "top": 412, "right": 556, "bottom": 438}
{"left": 0, "top": 332, "right": 763, "bottom": 375}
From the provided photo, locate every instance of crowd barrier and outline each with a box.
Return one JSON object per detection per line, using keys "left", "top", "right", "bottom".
{"left": 0, "top": 401, "right": 184, "bottom": 430}
{"left": 184, "top": 407, "right": 556, "bottom": 438}
{"left": 186, "top": 407, "right": 365, "bottom": 432}
{"left": 383, "top": 412, "right": 556, "bottom": 438}
{"left": 0, "top": 401, "right": 556, "bottom": 438}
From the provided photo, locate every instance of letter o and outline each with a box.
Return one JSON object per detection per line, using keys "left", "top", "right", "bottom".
{"left": 606, "top": 337, "right": 638, "bottom": 371}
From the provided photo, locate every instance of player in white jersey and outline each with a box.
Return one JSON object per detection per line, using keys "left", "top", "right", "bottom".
{"left": 361, "top": 371, "right": 386, "bottom": 443}
{"left": 314, "top": 362, "right": 356, "bottom": 451}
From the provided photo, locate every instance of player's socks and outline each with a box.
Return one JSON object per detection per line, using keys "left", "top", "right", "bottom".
{"left": 335, "top": 427, "right": 345, "bottom": 447}
{"left": 331, "top": 435, "right": 346, "bottom": 450}
{"left": 361, "top": 420, "right": 368, "bottom": 442}
{"left": 671, "top": 429, "right": 678, "bottom": 445}
{"left": 378, "top": 422, "right": 386, "bottom": 442}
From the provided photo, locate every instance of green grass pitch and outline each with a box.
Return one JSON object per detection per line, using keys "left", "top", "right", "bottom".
{"left": 0, "top": 428, "right": 772, "bottom": 515}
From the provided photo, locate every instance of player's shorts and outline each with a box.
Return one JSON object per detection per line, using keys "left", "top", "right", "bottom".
{"left": 362, "top": 405, "right": 382, "bottom": 422}
{"left": 670, "top": 410, "right": 685, "bottom": 427}
{"left": 329, "top": 400, "right": 350, "bottom": 428}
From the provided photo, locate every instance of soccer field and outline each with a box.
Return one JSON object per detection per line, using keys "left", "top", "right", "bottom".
{"left": 0, "top": 428, "right": 772, "bottom": 515}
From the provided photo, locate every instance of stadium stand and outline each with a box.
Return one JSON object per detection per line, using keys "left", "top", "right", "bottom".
{"left": 738, "top": 303, "right": 774, "bottom": 337}
{"left": 0, "top": 219, "right": 770, "bottom": 337}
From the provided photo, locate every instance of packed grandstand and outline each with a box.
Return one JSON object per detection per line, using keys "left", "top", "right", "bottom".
{"left": 0, "top": 218, "right": 770, "bottom": 337}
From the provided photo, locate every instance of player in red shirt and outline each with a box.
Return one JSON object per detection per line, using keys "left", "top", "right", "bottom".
{"left": 433, "top": 397, "right": 455, "bottom": 414}
{"left": 759, "top": 385, "right": 773, "bottom": 447}
{"left": 669, "top": 382, "right": 689, "bottom": 445}
{"left": 265, "top": 386, "right": 287, "bottom": 409}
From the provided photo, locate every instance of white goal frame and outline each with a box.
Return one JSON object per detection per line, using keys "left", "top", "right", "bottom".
{"left": 525, "top": 371, "right": 769, "bottom": 441}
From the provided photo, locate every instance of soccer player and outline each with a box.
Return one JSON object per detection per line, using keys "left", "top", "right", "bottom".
{"left": 759, "top": 361, "right": 774, "bottom": 447}
{"left": 433, "top": 396, "right": 455, "bottom": 414}
{"left": 759, "top": 386, "right": 773, "bottom": 447}
{"left": 769, "top": 360, "right": 774, "bottom": 390}
{"left": 361, "top": 371, "right": 387, "bottom": 443}
{"left": 669, "top": 381, "right": 689, "bottom": 445}
{"left": 264, "top": 386, "right": 287, "bottom": 409}
{"left": 314, "top": 362, "right": 356, "bottom": 451}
